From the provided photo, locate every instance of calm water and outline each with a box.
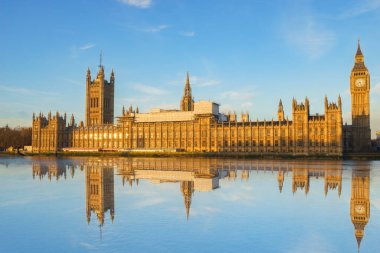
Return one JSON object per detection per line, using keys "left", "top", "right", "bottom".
{"left": 1, "top": 156, "right": 380, "bottom": 253}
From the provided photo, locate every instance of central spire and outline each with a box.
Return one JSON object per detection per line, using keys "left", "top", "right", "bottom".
{"left": 180, "top": 72, "right": 194, "bottom": 111}
{"left": 185, "top": 71, "right": 191, "bottom": 96}
{"left": 356, "top": 39, "right": 363, "bottom": 56}
{"left": 99, "top": 50, "right": 103, "bottom": 68}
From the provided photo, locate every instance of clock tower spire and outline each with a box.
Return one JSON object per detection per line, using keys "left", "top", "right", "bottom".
{"left": 350, "top": 40, "right": 371, "bottom": 152}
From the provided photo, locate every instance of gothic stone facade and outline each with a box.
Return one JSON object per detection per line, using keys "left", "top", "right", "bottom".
{"left": 32, "top": 42, "right": 372, "bottom": 155}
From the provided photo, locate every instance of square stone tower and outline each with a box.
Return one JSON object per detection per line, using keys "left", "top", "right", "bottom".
{"left": 85, "top": 65, "right": 114, "bottom": 126}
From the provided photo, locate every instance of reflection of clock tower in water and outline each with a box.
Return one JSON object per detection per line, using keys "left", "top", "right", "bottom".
{"left": 350, "top": 166, "right": 370, "bottom": 250}
{"left": 350, "top": 40, "right": 371, "bottom": 152}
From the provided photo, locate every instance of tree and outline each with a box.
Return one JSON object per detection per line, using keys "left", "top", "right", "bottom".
{"left": 0, "top": 126, "right": 32, "bottom": 150}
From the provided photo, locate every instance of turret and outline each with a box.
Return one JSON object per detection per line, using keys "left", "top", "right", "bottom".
{"left": 278, "top": 99, "right": 284, "bottom": 121}
{"left": 338, "top": 95, "right": 342, "bottom": 109}
{"left": 98, "top": 65, "right": 104, "bottom": 79}
{"left": 86, "top": 67, "right": 91, "bottom": 83}
{"left": 70, "top": 114, "right": 75, "bottom": 126}
{"left": 241, "top": 111, "right": 249, "bottom": 122}
{"left": 228, "top": 111, "right": 237, "bottom": 122}
{"left": 110, "top": 68, "right": 115, "bottom": 84}
{"left": 292, "top": 98, "right": 296, "bottom": 110}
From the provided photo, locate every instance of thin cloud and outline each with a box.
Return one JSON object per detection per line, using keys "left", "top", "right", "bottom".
{"left": 79, "top": 43, "right": 95, "bottom": 50}
{"left": 220, "top": 90, "right": 255, "bottom": 100}
{"left": 339, "top": 0, "right": 380, "bottom": 19}
{"left": 0, "top": 84, "right": 57, "bottom": 96}
{"left": 133, "top": 197, "right": 166, "bottom": 209}
{"left": 143, "top": 25, "right": 168, "bottom": 33}
{"left": 0, "top": 85, "right": 35, "bottom": 94}
{"left": 118, "top": 0, "right": 152, "bottom": 9}
{"left": 241, "top": 102, "right": 253, "bottom": 108}
{"left": 219, "top": 104, "right": 235, "bottom": 114}
{"left": 282, "top": 19, "right": 336, "bottom": 59}
{"left": 62, "top": 79, "right": 83, "bottom": 87}
{"left": 79, "top": 243, "right": 96, "bottom": 250}
{"left": 191, "top": 76, "right": 220, "bottom": 87}
{"left": 371, "top": 82, "right": 380, "bottom": 95}
{"left": 180, "top": 31, "right": 195, "bottom": 37}
{"left": 155, "top": 103, "right": 178, "bottom": 110}
{"left": 134, "top": 83, "right": 167, "bottom": 95}
{"left": 119, "top": 97, "right": 152, "bottom": 104}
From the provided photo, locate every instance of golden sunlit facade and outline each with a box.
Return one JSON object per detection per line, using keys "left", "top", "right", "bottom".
{"left": 32, "top": 42, "right": 373, "bottom": 156}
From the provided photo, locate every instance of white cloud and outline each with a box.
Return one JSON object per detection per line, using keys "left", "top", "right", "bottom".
{"left": 155, "top": 103, "right": 178, "bottom": 110}
{"left": 62, "top": 79, "right": 83, "bottom": 87}
{"left": 0, "top": 84, "right": 57, "bottom": 96}
{"left": 133, "top": 197, "right": 166, "bottom": 208}
{"left": 371, "top": 82, "right": 380, "bottom": 95}
{"left": 118, "top": 97, "right": 151, "bottom": 104}
{"left": 189, "top": 206, "right": 220, "bottom": 217}
{"left": 79, "top": 243, "right": 96, "bottom": 250}
{"left": 79, "top": 43, "right": 95, "bottom": 50}
{"left": 220, "top": 90, "right": 255, "bottom": 100}
{"left": 180, "top": 31, "right": 195, "bottom": 37}
{"left": 0, "top": 117, "right": 31, "bottom": 128}
{"left": 0, "top": 85, "right": 35, "bottom": 94}
{"left": 218, "top": 190, "right": 254, "bottom": 203}
{"left": 118, "top": 0, "right": 152, "bottom": 9}
{"left": 283, "top": 19, "right": 336, "bottom": 59}
{"left": 241, "top": 102, "right": 253, "bottom": 108}
{"left": 219, "top": 104, "right": 235, "bottom": 114}
{"left": 133, "top": 83, "right": 167, "bottom": 95}
{"left": 190, "top": 76, "right": 220, "bottom": 87}
{"left": 143, "top": 25, "right": 168, "bottom": 33}
{"left": 288, "top": 234, "right": 335, "bottom": 253}
{"left": 372, "top": 199, "right": 380, "bottom": 210}
{"left": 339, "top": 0, "right": 380, "bottom": 19}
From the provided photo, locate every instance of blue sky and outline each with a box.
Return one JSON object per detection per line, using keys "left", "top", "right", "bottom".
{"left": 1, "top": 0, "right": 380, "bottom": 135}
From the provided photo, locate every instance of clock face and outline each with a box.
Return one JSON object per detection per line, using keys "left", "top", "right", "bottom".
{"left": 355, "top": 78, "right": 365, "bottom": 88}
{"left": 355, "top": 204, "right": 365, "bottom": 214}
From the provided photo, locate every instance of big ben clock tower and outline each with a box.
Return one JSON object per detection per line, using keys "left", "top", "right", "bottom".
{"left": 350, "top": 40, "right": 371, "bottom": 152}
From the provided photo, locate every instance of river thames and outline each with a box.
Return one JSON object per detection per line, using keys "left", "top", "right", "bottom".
{"left": 1, "top": 156, "right": 380, "bottom": 253}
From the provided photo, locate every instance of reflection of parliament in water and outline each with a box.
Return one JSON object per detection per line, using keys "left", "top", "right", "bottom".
{"left": 31, "top": 158, "right": 370, "bottom": 249}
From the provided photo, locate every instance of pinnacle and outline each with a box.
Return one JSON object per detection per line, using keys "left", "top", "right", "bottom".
{"left": 356, "top": 39, "right": 363, "bottom": 56}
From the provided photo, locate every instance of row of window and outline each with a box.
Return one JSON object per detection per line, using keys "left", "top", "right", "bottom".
{"left": 124, "top": 127, "right": 329, "bottom": 138}
{"left": 79, "top": 139, "right": 338, "bottom": 148}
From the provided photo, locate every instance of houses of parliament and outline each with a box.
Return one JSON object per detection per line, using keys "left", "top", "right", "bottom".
{"left": 32, "top": 41, "right": 372, "bottom": 155}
